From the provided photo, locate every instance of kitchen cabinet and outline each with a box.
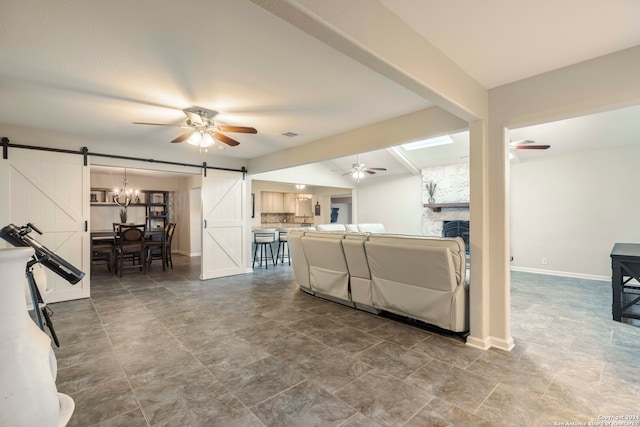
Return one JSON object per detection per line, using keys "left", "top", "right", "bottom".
{"left": 261, "top": 192, "right": 313, "bottom": 214}
{"left": 295, "top": 197, "right": 313, "bottom": 217}
{"left": 261, "top": 192, "right": 284, "bottom": 213}
{"left": 283, "top": 193, "right": 296, "bottom": 213}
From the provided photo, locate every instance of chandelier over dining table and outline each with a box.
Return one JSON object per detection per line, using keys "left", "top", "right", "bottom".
{"left": 113, "top": 168, "right": 139, "bottom": 208}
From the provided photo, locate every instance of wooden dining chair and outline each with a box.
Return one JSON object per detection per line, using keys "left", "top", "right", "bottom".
{"left": 115, "top": 224, "right": 146, "bottom": 277}
{"left": 145, "top": 225, "right": 167, "bottom": 271}
{"left": 165, "top": 223, "right": 177, "bottom": 269}
{"left": 91, "top": 235, "right": 115, "bottom": 275}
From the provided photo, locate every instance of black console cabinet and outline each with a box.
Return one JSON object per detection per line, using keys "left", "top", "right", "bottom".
{"left": 610, "top": 243, "right": 640, "bottom": 322}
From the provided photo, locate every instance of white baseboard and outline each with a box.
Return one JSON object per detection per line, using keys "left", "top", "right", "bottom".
{"left": 175, "top": 250, "right": 201, "bottom": 257}
{"left": 490, "top": 336, "right": 515, "bottom": 352}
{"left": 466, "top": 335, "right": 491, "bottom": 350}
{"left": 510, "top": 266, "right": 608, "bottom": 282}
{"left": 467, "top": 334, "right": 515, "bottom": 352}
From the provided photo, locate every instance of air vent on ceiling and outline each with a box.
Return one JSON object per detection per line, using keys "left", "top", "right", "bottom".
{"left": 281, "top": 131, "right": 299, "bottom": 138}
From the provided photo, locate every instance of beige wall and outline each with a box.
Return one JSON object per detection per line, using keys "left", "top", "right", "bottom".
{"left": 173, "top": 175, "right": 202, "bottom": 256}
{"left": 484, "top": 45, "right": 640, "bottom": 350}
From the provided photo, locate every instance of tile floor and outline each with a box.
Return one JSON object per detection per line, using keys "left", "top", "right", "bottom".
{"left": 48, "top": 256, "right": 640, "bottom": 426}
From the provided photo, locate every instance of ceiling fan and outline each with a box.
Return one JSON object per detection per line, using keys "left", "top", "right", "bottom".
{"left": 340, "top": 154, "right": 387, "bottom": 182}
{"left": 509, "top": 139, "right": 550, "bottom": 150}
{"left": 133, "top": 107, "right": 257, "bottom": 149}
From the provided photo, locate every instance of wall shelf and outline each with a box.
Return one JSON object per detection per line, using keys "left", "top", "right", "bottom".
{"left": 423, "top": 202, "right": 469, "bottom": 212}
{"left": 90, "top": 188, "right": 169, "bottom": 230}
{"left": 145, "top": 191, "right": 169, "bottom": 230}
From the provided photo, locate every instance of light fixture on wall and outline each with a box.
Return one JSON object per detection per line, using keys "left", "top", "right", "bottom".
{"left": 294, "top": 193, "right": 311, "bottom": 201}
{"left": 113, "top": 168, "right": 139, "bottom": 208}
{"left": 295, "top": 184, "right": 306, "bottom": 190}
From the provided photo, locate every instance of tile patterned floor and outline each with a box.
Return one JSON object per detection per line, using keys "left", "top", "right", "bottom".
{"left": 48, "top": 256, "right": 640, "bottom": 426}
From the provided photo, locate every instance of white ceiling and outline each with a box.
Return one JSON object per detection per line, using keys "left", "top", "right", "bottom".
{"left": 1, "top": 0, "right": 639, "bottom": 174}
{"left": 380, "top": 0, "right": 640, "bottom": 89}
{"left": 320, "top": 102, "right": 640, "bottom": 182}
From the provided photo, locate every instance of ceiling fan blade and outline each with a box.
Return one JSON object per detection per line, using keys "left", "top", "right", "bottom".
{"left": 171, "top": 130, "right": 193, "bottom": 143}
{"left": 341, "top": 168, "right": 356, "bottom": 176}
{"left": 366, "top": 167, "right": 387, "bottom": 171}
{"left": 211, "top": 131, "right": 240, "bottom": 146}
{"left": 132, "top": 122, "right": 181, "bottom": 127}
{"left": 509, "top": 139, "right": 537, "bottom": 147}
{"left": 364, "top": 170, "right": 376, "bottom": 175}
{"left": 514, "top": 145, "right": 550, "bottom": 150}
{"left": 216, "top": 125, "right": 257, "bottom": 134}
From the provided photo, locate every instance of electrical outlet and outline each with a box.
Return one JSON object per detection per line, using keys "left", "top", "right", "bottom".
{"left": 542, "top": 257, "right": 548, "bottom": 265}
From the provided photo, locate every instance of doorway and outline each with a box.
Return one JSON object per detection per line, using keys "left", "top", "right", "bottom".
{"left": 189, "top": 187, "right": 202, "bottom": 256}
{"left": 89, "top": 164, "right": 203, "bottom": 273}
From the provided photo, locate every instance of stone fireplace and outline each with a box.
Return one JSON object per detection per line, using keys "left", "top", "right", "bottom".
{"left": 422, "top": 163, "right": 469, "bottom": 238}
{"left": 443, "top": 220, "right": 470, "bottom": 254}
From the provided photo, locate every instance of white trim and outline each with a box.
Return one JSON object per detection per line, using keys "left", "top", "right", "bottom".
{"left": 489, "top": 336, "right": 515, "bottom": 352}
{"left": 467, "top": 334, "right": 514, "bottom": 352}
{"left": 175, "top": 250, "right": 201, "bottom": 257}
{"left": 466, "top": 335, "right": 491, "bottom": 350}
{"left": 510, "top": 266, "right": 608, "bottom": 282}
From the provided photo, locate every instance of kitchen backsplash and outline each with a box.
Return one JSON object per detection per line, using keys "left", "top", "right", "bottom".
{"left": 261, "top": 213, "right": 302, "bottom": 223}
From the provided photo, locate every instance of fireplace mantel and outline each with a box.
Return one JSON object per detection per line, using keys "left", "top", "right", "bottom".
{"left": 423, "top": 202, "right": 469, "bottom": 212}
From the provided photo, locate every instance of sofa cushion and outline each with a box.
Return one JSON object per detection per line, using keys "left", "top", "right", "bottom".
{"left": 317, "top": 223, "right": 347, "bottom": 231}
{"left": 342, "top": 234, "right": 373, "bottom": 308}
{"left": 288, "top": 230, "right": 311, "bottom": 292}
{"left": 356, "top": 223, "right": 385, "bottom": 233}
{"left": 367, "top": 234, "right": 466, "bottom": 286}
{"left": 366, "top": 240, "right": 461, "bottom": 330}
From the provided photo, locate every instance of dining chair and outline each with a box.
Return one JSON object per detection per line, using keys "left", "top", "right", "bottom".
{"left": 115, "top": 224, "right": 146, "bottom": 277}
{"left": 146, "top": 224, "right": 167, "bottom": 271}
{"left": 91, "top": 235, "right": 115, "bottom": 275}
{"left": 164, "top": 223, "right": 176, "bottom": 269}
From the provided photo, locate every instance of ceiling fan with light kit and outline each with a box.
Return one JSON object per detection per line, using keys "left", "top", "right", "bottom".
{"left": 509, "top": 139, "right": 550, "bottom": 150}
{"left": 508, "top": 139, "right": 550, "bottom": 160}
{"left": 338, "top": 154, "right": 387, "bottom": 182}
{"left": 133, "top": 107, "right": 257, "bottom": 151}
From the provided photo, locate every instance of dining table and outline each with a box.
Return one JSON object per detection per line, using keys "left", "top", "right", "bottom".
{"left": 90, "top": 229, "right": 165, "bottom": 251}
{"left": 90, "top": 229, "right": 166, "bottom": 275}
{"left": 90, "top": 229, "right": 164, "bottom": 240}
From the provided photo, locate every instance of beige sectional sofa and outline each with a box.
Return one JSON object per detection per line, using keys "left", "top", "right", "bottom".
{"left": 288, "top": 230, "right": 469, "bottom": 333}
{"left": 316, "top": 223, "right": 385, "bottom": 233}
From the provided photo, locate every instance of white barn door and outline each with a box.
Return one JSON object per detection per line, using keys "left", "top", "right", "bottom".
{"left": 201, "top": 169, "right": 246, "bottom": 280}
{"left": 0, "top": 148, "right": 90, "bottom": 302}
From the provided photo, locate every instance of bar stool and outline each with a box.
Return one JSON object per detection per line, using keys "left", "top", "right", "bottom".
{"left": 252, "top": 228, "right": 277, "bottom": 269}
{"left": 276, "top": 228, "right": 293, "bottom": 266}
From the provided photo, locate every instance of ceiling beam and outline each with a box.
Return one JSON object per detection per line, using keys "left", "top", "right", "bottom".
{"left": 386, "top": 147, "right": 420, "bottom": 175}
{"left": 248, "top": 106, "right": 467, "bottom": 174}
{"left": 250, "top": 0, "right": 487, "bottom": 122}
